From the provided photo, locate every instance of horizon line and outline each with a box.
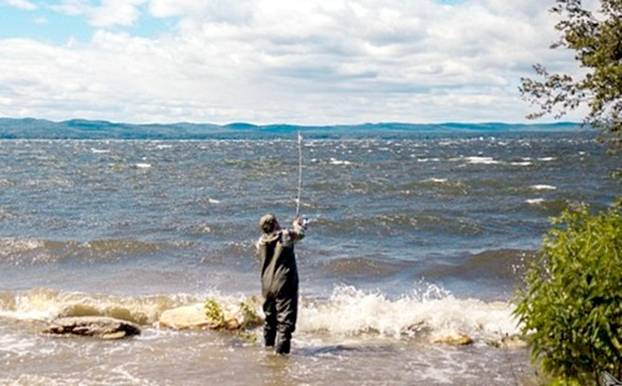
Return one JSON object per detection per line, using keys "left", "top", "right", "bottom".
{"left": 0, "top": 116, "right": 581, "bottom": 127}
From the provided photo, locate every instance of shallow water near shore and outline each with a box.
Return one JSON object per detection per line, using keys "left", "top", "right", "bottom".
{"left": 0, "top": 130, "right": 619, "bottom": 384}
{"left": 1, "top": 323, "right": 532, "bottom": 385}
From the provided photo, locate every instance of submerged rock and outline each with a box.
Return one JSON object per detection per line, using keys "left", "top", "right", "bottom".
{"left": 430, "top": 332, "right": 473, "bottom": 346}
{"left": 487, "top": 334, "right": 528, "bottom": 349}
{"left": 44, "top": 316, "right": 141, "bottom": 339}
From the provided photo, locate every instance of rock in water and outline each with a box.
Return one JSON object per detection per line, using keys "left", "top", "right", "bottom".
{"left": 430, "top": 332, "right": 474, "bottom": 346}
{"left": 159, "top": 304, "right": 213, "bottom": 330}
{"left": 158, "top": 300, "right": 262, "bottom": 331}
{"left": 487, "top": 334, "right": 528, "bottom": 349}
{"left": 44, "top": 316, "right": 141, "bottom": 339}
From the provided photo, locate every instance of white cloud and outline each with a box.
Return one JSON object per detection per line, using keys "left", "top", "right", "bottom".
{"left": 2, "top": 0, "right": 37, "bottom": 10}
{"left": 0, "top": 0, "right": 585, "bottom": 124}
{"left": 53, "top": 0, "right": 146, "bottom": 27}
{"left": 149, "top": 0, "right": 254, "bottom": 24}
{"left": 90, "top": 0, "right": 146, "bottom": 27}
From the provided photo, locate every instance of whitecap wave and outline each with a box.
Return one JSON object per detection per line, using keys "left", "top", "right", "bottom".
{"left": 529, "top": 185, "right": 556, "bottom": 191}
{"left": 329, "top": 158, "right": 351, "bottom": 165}
{"left": 0, "top": 285, "right": 521, "bottom": 343}
{"left": 298, "top": 286, "right": 519, "bottom": 341}
{"left": 451, "top": 156, "right": 500, "bottom": 165}
{"left": 0, "top": 288, "right": 199, "bottom": 324}
{"left": 90, "top": 148, "right": 110, "bottom": 154}
{"left": 0, "top": 238, "right": 45, "bottom": 261}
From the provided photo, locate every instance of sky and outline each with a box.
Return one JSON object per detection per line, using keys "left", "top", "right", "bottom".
{"left": 0, "top": 0, "right": 588, "bottom": 124}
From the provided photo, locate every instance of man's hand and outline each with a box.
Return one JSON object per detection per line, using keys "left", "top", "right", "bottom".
{"left": 289, "top": 217, "right": 307, "bottom": 242}
{"left": 294, "top": 217, "right": 309, "bottom": 229}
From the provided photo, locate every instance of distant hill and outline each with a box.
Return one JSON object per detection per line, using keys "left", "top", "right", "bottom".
{"left": 0, "top": 118, "right": 584, "bottom": 139}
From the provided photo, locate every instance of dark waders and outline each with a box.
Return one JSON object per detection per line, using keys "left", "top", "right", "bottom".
{"left": 258, "top": 231, "right": 299, "bottom": 354}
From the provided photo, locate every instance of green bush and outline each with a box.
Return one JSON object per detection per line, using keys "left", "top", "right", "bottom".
{"left": 514, "top": 204, "right": 622, "bottom": 385}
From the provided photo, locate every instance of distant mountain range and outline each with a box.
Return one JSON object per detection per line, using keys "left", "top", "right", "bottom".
{"left": 0, "top": 118, "right": 584, "bottom": 139}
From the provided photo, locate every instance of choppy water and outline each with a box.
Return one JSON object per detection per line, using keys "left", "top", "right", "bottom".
{"left": 0, "top": 131, "right": 619, "bottom": 385}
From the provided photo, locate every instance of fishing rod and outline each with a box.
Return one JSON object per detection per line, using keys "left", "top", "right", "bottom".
{"left": 294, "top": 131, "right": 310, "bottom": 229}
{"left": 295, "top": 131, "right": 303, "bottom": 219}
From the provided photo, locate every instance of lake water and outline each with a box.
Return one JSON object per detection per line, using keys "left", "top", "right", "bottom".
{"left": 0, "top": 130, "right": 619, "bottom": 385}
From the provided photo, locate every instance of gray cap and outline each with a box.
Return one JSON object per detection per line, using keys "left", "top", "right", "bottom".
{"left": 259, "top": 213, "right": 277, "bottom": 234}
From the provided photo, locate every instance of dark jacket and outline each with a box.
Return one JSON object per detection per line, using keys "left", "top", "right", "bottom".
{"left": 257, "top": 225, "right": 304, "bottom": 298}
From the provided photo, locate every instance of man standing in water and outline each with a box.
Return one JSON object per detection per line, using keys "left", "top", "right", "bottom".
{"left": 256, "top": 214, "right": 306, "bottom": 354}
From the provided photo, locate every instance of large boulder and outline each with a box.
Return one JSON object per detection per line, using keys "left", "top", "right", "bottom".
{"left": 44, "top": 316, "right": 141, "bottom": 340}
{"left": 158, "top": 304, "right": 215, "bottom": 330}
{"left": 159, "top": 299, "right": 262, "bottom": 331}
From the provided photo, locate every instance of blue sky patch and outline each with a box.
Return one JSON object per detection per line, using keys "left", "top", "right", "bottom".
{"left": 0, "top": 2, "right": 179, "bottom": 43}
{"left": 0, "top": 4, "right": 90, "bottom": 43}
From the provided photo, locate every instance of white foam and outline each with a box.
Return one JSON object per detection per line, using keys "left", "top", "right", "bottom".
{"left": 510, "top": 161, "right": 532, "bottom": 166}
{"left": 0, "top": 286, "right": 521, "bottom": 343}
{"left": 0, "top": 289, "right": 200, "bottom": 325}
{"left": 0, "top": 295, "right": 59, "bottom": 321}
{"left": 208, "top": 198, "right": 221, "bottom": 204}
{"left": 329, "top": 158, "right": 351, "bottom": 165}
{"left": 424, "top": 178, "right": 448, "bottom": 183}
{"left": 530, "top": 185, "right": 556, "bottom": 191}
{"left": 0, "top": 238, "right": 44, "bottom": 259}
{"left": 155, "top": 144, "right": 173, "bottom": 149}
{"left": 135, "top": 163, "right": 151, "bottom": 169}
{"left": 451, "top": 156, "right": 499, "bottom": 165}
{"left": 298, "top": 286, "right": 520, "bottom": 341}
{"left": 464, "top": 156, "right": 499, "bottom": 165}
{"left": 90, "top": 148, "right": 110, "bottom": 154}
{"left": 526, "top": 198, "right": 545, "bottom": 205}
{"left": 538, "top": 157, "right": 556, "bottom": 162}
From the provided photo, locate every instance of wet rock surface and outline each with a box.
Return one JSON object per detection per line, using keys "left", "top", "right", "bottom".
{"left": 430, "top": 332, "right": 474, "bottom": 346}
{"left": 158, "top": 304, "right": 214, "bottom": 330}
{"left": 44, "top": 316, "right": 141, "bottom": 339}
{"left": 159, "top": 300, "right": 262, "bottom": 331}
